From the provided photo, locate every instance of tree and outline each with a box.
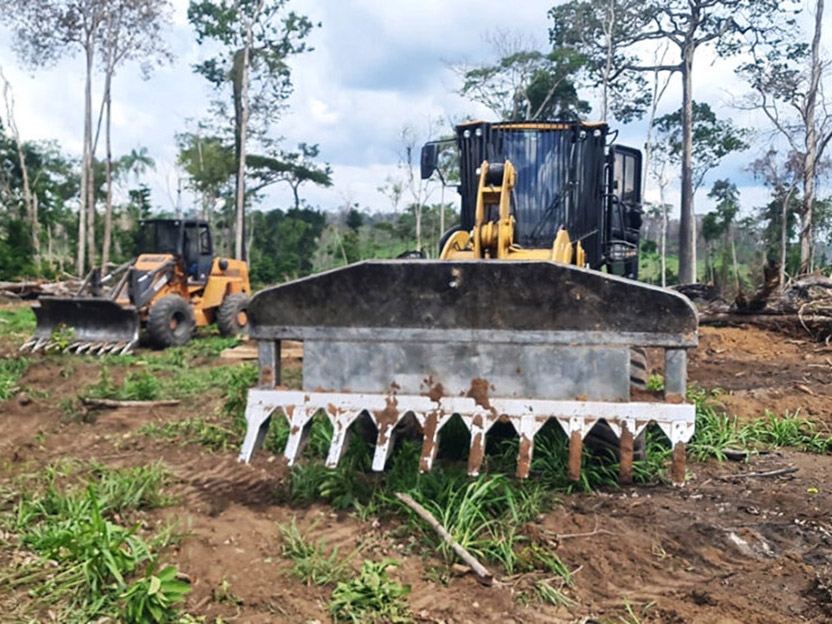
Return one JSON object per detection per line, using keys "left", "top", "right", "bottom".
{"left": 749, "top": 150, "right": 801, "bottom": 288}
{"left": 97, "top": 0, "right": 173, "bottom": 270}
{"left": 551, "top": 0, "right": 795, "bottom": 284}
{"left": 246, "top": 143, "right": 332, "bottom": 208}
{"left": 739, "top": 0, "right": 832, "bottom": 275}
{"left": 652, "top": 103, "right": 748, "bottom": 284}
{"left": 704, "top": 179, "right": 741, "bottom": 292}
{"left": 176, "top": 130, "right": 236, "bottom": 222}
{"left": 653, "top": 102, "right": 750, "bottom": 192}
{"left": 2, "top": 0, "right": 111, "bottom": 275}
{"left": 0, "top": 67, "right": 39, "bottom": 267}
{"left": 0, "top": 123, "right": 80, "bottom": 276}
{"left": 548, "top": 0, "right": 651, "bottom": 123}
{"left": 455, "top": 29, "right": 589, "bottom": 121}
{"left": 188, "top": 0, "right": 315, "bottom": 260}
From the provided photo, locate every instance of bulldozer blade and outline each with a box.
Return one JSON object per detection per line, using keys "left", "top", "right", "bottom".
{"left": 25, "top": 297, "right": 140, "bottom": 355}
{"left": 239, "top": 260, "right": 699, "bottom": 484}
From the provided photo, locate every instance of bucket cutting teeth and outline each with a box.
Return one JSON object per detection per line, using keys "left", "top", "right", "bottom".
{"left": 239, "top": 260, "right": 699, "bottom": 485}
{"left": 240, "top": 390, "right": 696, "bottom": 482}
{"left": 24, "top": 296, "right": 140, "bottom": 356}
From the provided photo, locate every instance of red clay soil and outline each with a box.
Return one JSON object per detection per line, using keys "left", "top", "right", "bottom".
{"left": 1, "top": 324, "right": 831, "bottom": 623}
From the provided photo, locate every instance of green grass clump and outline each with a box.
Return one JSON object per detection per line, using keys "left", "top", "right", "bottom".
{"left": 688, "top": 389, "right": 832, "bottom": 459}
{"left": 82, "top": 361, "right": 257, "bottom": 404}
{"left": 0, "top": 356, "right": 28, "bottom": 400}
{"left": 0, "top": 306, "right": 36, "bottom": 338}
{"left": 277, "top": 518, "right": 360, "bottom": 586}
{"left": 0, "top": 461, "right": 187, "bottom": 622}
{"left": 742, "top": 410, "right": 832, "bottom": 453}
{"left": 329, "top": 559, "right": 412, "bottom": 624}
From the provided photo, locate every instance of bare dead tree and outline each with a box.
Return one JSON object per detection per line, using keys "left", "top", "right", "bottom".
{"left": 0, "top": 66, "right": 39, "bottom": 267}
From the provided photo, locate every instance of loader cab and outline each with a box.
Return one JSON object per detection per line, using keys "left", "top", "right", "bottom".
{"left": 138, "top": 219, "right": 215, "bottom": 282}
{"left": 423, "top": 120, "right": 643, "bottom": 277}
{"left": 606, "top": 146, "right": 643, "bottom": 279}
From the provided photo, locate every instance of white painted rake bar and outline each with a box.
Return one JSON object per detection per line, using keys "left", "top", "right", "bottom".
{"left": 239, "top": 389, "right": 695, "bottom": 485}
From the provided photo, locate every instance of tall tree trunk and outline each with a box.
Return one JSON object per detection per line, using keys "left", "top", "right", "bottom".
{"left": 780, "top": 188, "right": 792, "bottom": 290}
{"left": 84, "top": 44, "right": 96, "bottom": 273}
{"left": 0, "top": 69, "right": 39, "bottom": 267}
{"left": 416, "top": 205, "right": 422, "bottom": 252}
{"left": 600, "top": 0, "right": 614, "bottom": 121}
{"left": 799, "top": 0, "right": 823, "bottom": 275}
{"left": 233, "top": 0, "right": 264, "bottom": 262}
{"left": 102, "top": 71, "right": 114, "bottom": 271}
{"left": 677, "top": 46, "right": 696, "bottom": 284}
{"left": 234, "top": 45, "right": 250, "bottom": 261}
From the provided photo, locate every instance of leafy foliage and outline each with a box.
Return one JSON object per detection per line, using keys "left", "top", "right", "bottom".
{"left": 329, "top": 559, "right": 412, "bottom": 624}
{"left": 457, "top": 41, "right": 590, "bottom": 121}
{"left": 2, "top": 461, "right": 186, "bottom": 622}
{"left": 653, "top": 102, "right": 750, "bottom": 192}
{"left": 0, "top": 356, "right": 28, "bottom": 400}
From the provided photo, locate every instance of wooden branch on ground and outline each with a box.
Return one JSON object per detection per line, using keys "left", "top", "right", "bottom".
{"left": 82, "top": 398, "right": 181, "bottom": 409}
{"left": 395, "top": 492, "right": 494, "bottom": 586}
{"left": 717, "top": 467, "right": 798, "bottom": 481}
{"left": 699, "top": 313, "right": 832, "bottom": 327}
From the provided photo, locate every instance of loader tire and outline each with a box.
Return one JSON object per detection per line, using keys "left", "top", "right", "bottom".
{"left": 217, "top": 293, "right": 251, "bottom": 336}
{"left": 148, "top": 295, "right": 195, "bottom": 348}
{"left": 630, "top": 347, "right": 649, "bottom": 390}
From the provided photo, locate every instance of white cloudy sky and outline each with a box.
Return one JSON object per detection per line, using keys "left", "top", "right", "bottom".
{"left": 0, "top": 0, "right": 828, "bottom": 220}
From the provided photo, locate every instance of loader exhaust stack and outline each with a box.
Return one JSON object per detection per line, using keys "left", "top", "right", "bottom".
{"left": 238, "top": 260, "right": 698, "bottom": 485}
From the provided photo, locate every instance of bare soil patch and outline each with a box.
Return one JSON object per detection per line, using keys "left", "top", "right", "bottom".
{"left": 1, "top": 320, "right": 831, "bottom": 622}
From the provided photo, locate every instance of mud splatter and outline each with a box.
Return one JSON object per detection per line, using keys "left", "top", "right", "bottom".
{"left": 467, "top": 378, "right": 492, "bottom": 410}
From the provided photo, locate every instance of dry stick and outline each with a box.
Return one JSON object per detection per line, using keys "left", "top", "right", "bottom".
{"left": 557, "top": 515, "right": 616, "bottom": 540}
{"left": 82, "top": 398, "right": 181, "bottom": 408}
{"left": 394, "top": 492, "right": 494, "bottom": 586}
{"left": 717, "top": 467, "right": 799, "bottom": 481}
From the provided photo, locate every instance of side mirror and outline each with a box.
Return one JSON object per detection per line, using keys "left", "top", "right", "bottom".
{"left": 420, "top": 143, "right": 438, "bottom": 180}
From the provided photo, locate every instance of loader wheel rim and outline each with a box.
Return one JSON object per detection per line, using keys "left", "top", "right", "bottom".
{"left": 237, "top": 310, "right": 248, "bottom": 327}
{"left": 169, "top": 311, "right": 185, "bottom": 331}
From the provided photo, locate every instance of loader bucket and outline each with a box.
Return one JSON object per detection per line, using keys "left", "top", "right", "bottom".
{"left": 21, "top": 297, "right": 140, "bottom": 355}
{"left": 238, "top": 260, "right": 699, "bottom": 485}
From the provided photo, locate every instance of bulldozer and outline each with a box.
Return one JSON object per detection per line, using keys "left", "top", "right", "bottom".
{"left": 237, "top": 120, "right": 698, "bottom": 484}
{"left": 21, "top": 218, "right": 251, "bottom": 355}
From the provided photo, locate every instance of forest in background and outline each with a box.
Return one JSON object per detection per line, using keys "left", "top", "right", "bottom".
{"left": 0, "top": 0, "right": 830, "bottom": 297}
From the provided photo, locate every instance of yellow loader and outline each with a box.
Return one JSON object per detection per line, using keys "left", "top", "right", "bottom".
{"left": 22, "top": 219, "right": 251, "bottom": 354}
{"left": 238, "top": 121, "right": 698, "bottom": 484}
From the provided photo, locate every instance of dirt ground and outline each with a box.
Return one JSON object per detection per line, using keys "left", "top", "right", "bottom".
{"left": 2, "top": 322, "right": 832, "bottom": 623}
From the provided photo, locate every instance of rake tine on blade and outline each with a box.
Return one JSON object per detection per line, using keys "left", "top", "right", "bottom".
{"left": 418, "top": 411, "right": 443, "bottom": 474}
{"left": 325, "top": 416, "right": 354, "bottom": 468}
{"left": 371, "top": 420, "right": 399, "bottom": 472}
{"left": 467, "top": 417, "right": 486, "bottom": 477}
{"left": 618, "top": 423, "right": 635, "bottom": 485}
{"left": 32, "top": 338, "right": 49, "bottom": 353}
{"left": 19, "top": 339, "right": 36, "bottom": 352}
{"left": 283, "top": 408, "right": 316, "bottom": 466}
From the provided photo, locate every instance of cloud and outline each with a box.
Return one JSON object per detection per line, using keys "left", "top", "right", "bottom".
{"left": 0, "top": 0, "right": 828, "bottom": 220}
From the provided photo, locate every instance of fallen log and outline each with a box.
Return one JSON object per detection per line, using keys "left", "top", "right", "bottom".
{"left": 717, "top": 467, "right": 799, "bottom": 481}
{"left": 699, "top": 313, "right": 832, "bottom": 329}
{"left": 82, "top": 398, "right": 181, "bottom": 409}
{"left": 395, "top": 492, "right": 494, "bottom": 586}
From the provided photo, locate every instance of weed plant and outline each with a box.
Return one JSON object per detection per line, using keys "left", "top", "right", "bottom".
{"left": 0, "top": 356, "right": 27, "bottom": 400}
{"left": 82, "top": 360, "right": 257, "bottom": 404}
{"left": 0, "top": 306, "right": 35, "bottom": 339}
{"left": 328, "top": 559, "right": 412, "bottom": 623}
{"left": 277, "top": 518, "right": 360, "bottom": 585}
{"left": 1, "top": 461, "right": 188, "bottom": 622}
{"left": 688, "top": 388, "right": 832, "bottom": 459}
